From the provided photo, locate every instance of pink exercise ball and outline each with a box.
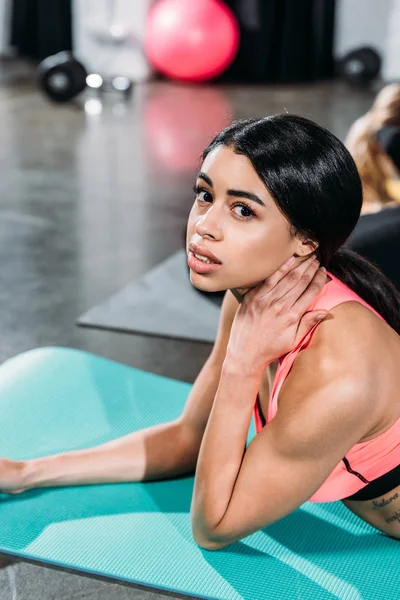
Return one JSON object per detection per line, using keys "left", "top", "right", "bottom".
{"left": 144, "top": 0, "right": 240, "bottom": 83}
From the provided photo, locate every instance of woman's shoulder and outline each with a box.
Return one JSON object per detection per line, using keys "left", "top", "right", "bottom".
{"left": 309, "top": 300, "right": 385, "bottom": 365}
{"left": 276, "top": 300, "right": 400, "bottom": 446}
{"left": 284, "top": 301, "right": 383, "bottom": 402}
{"left": 311, "top": 272, "right": 389, "bottom": 324}
{"left": 275, "top": 302, "right": 381, "bottom": 445}
{"left": 323, "top": 298, "right": 398, "bottom": 349}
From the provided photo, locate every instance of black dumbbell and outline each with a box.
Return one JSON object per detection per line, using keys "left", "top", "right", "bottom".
{"left": 39, "top": 51, "right": 133, "bottom": 103}
{"left": 38, "top": 51, "right": 88, "bottom": 103}
{"left": 338, "top": 46, "right": 382, "bottom": 86}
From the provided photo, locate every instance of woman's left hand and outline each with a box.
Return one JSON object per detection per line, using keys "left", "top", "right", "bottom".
{"left": 225, "top": 255, "right": 330, "bottom": 375}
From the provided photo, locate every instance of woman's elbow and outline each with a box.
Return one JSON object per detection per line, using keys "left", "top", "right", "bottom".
{"left": 193, "top": 533, "right": 228, "bottom": 551}
{"left": 191, "top": 522, "right": 228, "bottom": 551}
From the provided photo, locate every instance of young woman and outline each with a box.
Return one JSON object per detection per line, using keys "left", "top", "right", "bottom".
{"left": 346, "top": 83, "right": 400, "bottom": 211}
{"left": 1, "top": 115, "right": 400, "bottom": 550}
{"left": 345, "top": 84, "right": 400, "bottom": 289}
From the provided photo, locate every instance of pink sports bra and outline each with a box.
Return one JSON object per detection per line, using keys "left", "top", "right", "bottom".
{"left": 253, "top": 270, "right": 400, "bottom": 502}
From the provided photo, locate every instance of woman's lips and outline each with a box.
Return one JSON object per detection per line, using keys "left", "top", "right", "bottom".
{"left": 189, "top": 242, "right": 221, "bottom": 264}
{"left": 188, "top": 251, "right": 223, "bottom": 274}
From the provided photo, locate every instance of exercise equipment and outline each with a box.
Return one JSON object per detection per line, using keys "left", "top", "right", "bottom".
{"left": 144, "top": 0, "right": 239, "bottom": 82}
{"left": 86, "top": 72, "right": 133, "bottom": 97}
{"left": 38, "top": 2, "right": 139, "bottom": 103}
{"left": 78, "top": 250, "right": 221, "bottom": 344}
{"left": 38, "top": 52, "right": 88, "bottom": 103}
{"left": 338, "top": 46, "right": 382, "bottom": 86}
{"left": 38, "top": 51, "right": 133, "bottom": 103}
{"left": 0, "top": 347, "right": 399, "bottom": 598}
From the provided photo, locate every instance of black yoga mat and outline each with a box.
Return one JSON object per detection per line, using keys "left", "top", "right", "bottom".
{"left": 77, "top": 250, "right": 222, "bottom": 344}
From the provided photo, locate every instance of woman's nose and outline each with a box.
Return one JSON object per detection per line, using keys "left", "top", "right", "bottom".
{"left": 195, "top": 208, "right": 223, "bottom": 239}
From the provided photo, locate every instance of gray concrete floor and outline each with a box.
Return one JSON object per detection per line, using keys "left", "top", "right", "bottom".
{"left": 0, "top": 58, "right": 377, "bottom": 599}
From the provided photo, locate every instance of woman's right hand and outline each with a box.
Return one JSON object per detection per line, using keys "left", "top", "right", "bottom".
{"left": 226, "top": 256, "right": 328, "bottom": 374}
{"left": 0, "top": 458, "right": 26, "bottom": 494}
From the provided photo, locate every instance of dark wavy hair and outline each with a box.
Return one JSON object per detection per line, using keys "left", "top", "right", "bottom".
{"left": 203, "top": 114, "right": 400, "bottom": 334}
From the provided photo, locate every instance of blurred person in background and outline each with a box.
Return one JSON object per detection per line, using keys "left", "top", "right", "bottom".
{"left": 346, "top": 84, "right": 400, "bottom": 289}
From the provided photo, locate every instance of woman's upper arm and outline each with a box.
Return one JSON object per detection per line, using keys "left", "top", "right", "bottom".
{"left": 177, "top": 291, "right": 239, "bottom": 441}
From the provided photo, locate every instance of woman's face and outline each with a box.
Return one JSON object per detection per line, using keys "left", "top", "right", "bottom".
{"left": 186, "top": 145, "right": 304, "bottom": 295}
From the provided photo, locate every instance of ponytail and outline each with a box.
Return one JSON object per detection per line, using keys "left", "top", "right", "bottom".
{"left": 327, "top": 247, "right": 400, "bottom": 335}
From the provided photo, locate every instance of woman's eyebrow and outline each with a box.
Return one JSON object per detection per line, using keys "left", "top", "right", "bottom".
{"left": 196, "top": 172, "right": 266, "bottom": 207}
{"left": 227, "top": 189, "right": 266, "bottom": 207}
{"left": 196, "top": 172, "right": 213, "bottom": 187}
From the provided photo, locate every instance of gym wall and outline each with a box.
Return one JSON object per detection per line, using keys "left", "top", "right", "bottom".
{"left": 0, "top": 0, "right": 398, "bottom": 82}
{"left": 72, "top": 0, "right": 152, "bottom": 82}
{"left": 335, "top": 0, "right": 399, "bottom": 80}
{"left": 0, "top": 0, "right": 11, "bottom": 55}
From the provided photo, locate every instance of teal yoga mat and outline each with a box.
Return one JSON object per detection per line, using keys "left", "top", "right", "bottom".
{"left": 0, "top": 347, "right": 399, "bottom": 600}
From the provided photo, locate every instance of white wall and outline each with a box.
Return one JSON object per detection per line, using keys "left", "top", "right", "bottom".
{"left": 334, "top": 0, "right": 392, "bottom": 58}
{"left": 0, "top": 0, "right": 11, "bottom": 55}
{"left": 385, "top": 0, "right": 400, "bottom": 80}
{"left": 334, "top": 0, "right": 399, "bottom": 80}
{"left": 72, "top": 0, "right": 152, "bottom": 81}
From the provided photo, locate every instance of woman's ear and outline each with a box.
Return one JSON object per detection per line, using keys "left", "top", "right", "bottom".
{"left": 293, "top": 236, "right": 319, "bottom": 258}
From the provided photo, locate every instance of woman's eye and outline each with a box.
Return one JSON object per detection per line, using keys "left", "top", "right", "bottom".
{"left": 196, "top": 189, "right": 213, "bottom": 203}
{"left": 192, "top": 186, "right": 256, "bottom": 219}
{"left": 232, "top": 203, "right": 255, "bottom": 219}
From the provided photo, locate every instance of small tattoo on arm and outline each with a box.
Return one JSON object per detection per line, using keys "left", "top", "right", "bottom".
{"left": 371, "top": 492, "right": 399, "bottom": 511}
{"left": 385, "top": 510, "right": 400, "bottom": 524}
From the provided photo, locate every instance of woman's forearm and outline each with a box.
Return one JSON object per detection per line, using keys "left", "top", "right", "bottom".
{"left": 191, "top": 361, "right": 261, "bottom": 539}
{"left": 21, "top": 420, "right": 199, "bottom": 491}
